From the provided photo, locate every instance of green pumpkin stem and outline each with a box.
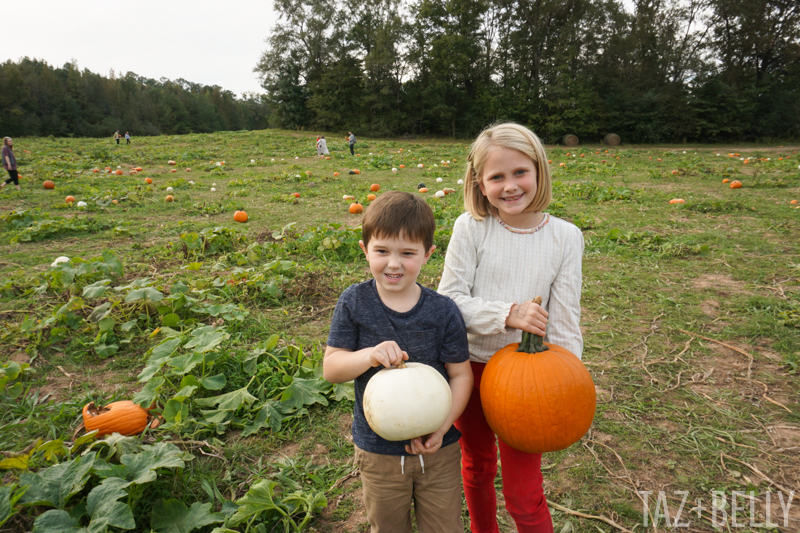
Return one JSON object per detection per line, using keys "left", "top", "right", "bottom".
{"left": 517, "top": 331, "right": 549, "bottom": 354}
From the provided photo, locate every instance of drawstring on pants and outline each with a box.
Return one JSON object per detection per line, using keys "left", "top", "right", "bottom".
{"left": 400, "top": 455, "right": 425, "bottom": 474}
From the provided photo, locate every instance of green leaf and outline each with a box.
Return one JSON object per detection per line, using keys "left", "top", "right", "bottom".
{"left": 242, "top": 401, "right": 295, "bottom": 436}
{"left": 0, "top": 484, "right": 27, "bottom": 527}
{"left": 332, "top": 382, "right": 355, "bottom": 402}
{"left": 150, "top": 499, "right": 226, "bottom": 533}
{"left": 33, "top": 509, "right": 86, "bottom": 532}
{"left": 280, "top": 377, "right": 330, "bottom": 409}
{"left": 19, "top": 452, "right": 99, "bottom": 508}
{"left": 167, "top": 352, "right": 204, "bottom": 375}
{"left": 120, "top": 319, "right": 138, "bottom": 332}
{"left": 163, "top": 399, "right": 189, "bottom": 423}
{"left": 171, "top": 281, "right": 190, "bottom": 294}
{"left": 125, "top": 287, "right": 164, "bottom": 303}
{"left": 120, "top": 442, "right": 190, "bottom": 485}
{"left": 173, "top": 385, "right": 197, "bottom": 401}
{"left": 183, "top": 326, "right": 229, "bottom": 353}
{"left": 200, "top": 374, "right": 226, "bottom": 390}
{"left": 82, "top": 280, "right": 111, "bottom": 299}
{"left": 98, "top": 316, "right": 115, "bottom": 333}
{"left": 87, "top": 302, "right": 112, "bottom": 323}
{"left": 161, "top": 313, "right": 181, "bottom": 327}
{"left": 95, "top": 343, "right": 119, "bottom": 359}
{"left": 227, "top": 480, "right": 282, "bottom": 527}
{"left": 193, "top": 383, "right": 257, "bottom": 411}
{"left": 179, "top": 375, "right": 201, "bottom": 389}
{"left": 85, "top": 482, "right": 135, "bottom": 532}
{"left": 132, "top": 376, "right": 165, "bottom": 407}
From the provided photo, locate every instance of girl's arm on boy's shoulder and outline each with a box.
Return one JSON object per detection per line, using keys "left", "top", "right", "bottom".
{"left": 322, "top": 342, "right": 408, "bottom": 383}
{"left": 543, "top": 227, "right": 584, "bottom": 358}
{"left": 405, "top": 360, "right": 473, "bottom": 456}
{"left": 438, "top": 216, "right": 513, "bottom": 335}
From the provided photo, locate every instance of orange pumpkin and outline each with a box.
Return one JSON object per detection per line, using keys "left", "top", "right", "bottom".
{"left": 418, "top": 187, "right": 428, "bottom": 193}
{"left": 353, "top": 169, "right": 361, "bottom": 175}
{"left": 399, "top": 164, "right": 405, "bottom": 169}
{"left": 370, "top": 183, "right": 380, "bottom": 192}
{"left": 730, "top": 180, "right": 743, "bottom": 189}
{"left": 145, "top": 177, "right": 153, "bottom": 184}
{"left": 334, "top": 172, "right": 340, "bottom": 177}
{"left": 790, "top": 200, "right": 798, "bottom": 205}
{"left": 82, "top": 401, "right": 151, "bottom": 436}
{"left": 234, "top": 210, "right": 249, "bottom": 223}
{"left": 669, "top": 198, "right": 685, "bottom": 204}
{"left": 292, "top": 192, "right": 300, "bottom": 198}
{"left": 165, "top": 195, "right": 175, "bottom": 202}
{"left": 43, "top": 180, "right": 55, "bottom": 189}
{"left": 722, "top": 179, "right": 730, "bottom": 184}
{"left": 115, "top": 169, "right": 123, "bottom": 175}
{"left": 92, "top": 168, "right": 100, "bottom": 173}
{"left": 367, "top": 194, "right": 377, "bottom": 201}
{"left": 135, "top": 167, "right": 143, "bottom": 172}
{"left": 480, "top": 319, "right": 595, "bottom": 453}
{"left": 65, "top": 196, "right": 76, "bottom": 203}
{"left": 349, "top": 203, "right": 364, "bottom": 214}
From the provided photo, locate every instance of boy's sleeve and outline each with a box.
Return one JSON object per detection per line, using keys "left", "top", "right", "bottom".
{"left": 326, "top": 288, "right": 359, "bottom": 351}
{"left": 438, "top": 299, "right": 470, "bottom": 364}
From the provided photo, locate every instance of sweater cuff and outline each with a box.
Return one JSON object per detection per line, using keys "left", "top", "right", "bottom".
{"left": 497, "top": 301, "right": 516, "bottom": 334}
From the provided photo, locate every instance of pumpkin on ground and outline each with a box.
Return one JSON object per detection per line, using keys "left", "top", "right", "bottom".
{"left": 370, "top": 183, "right": 380, "bottom": 192}
{"left": 165, "top": 195, "right": 175, "bottom": 202}
{"left": 115, "top": 170, "right": 123, "bottom": 175}
{"left": 730, "top": 180, "right": 743, "bottom": 189}
{"left": 669, "top": 198, "right": 685, "bottom": 204}
{"left": 234, "top": 210, "right": 248, "bottom": 223}
{"left": 367, "top": 194, "right": 377, "bottom": 201}
{"left": 145, "top": 177, "right": 153, "bottom": 184}
{"left": 65, "top": 196, "right": 76, "bottom": 204}
{"left": 43, "top": 180, "right": 55, "bottom": 189}
{"left": 349, "top": 203, "right": 364, "bottom": 214}
{"left": 82, "top": 401, "right": 151, "bottom": 436}
{"left": 418, "top": 188, "right": 428, "bottom": 193}
{"left": 363, "top": 361, "right": 452, "bottom": 441}
{"left": 480, "top": 301, "right": 595, "bottom": 454}
{"left": 722, "top": 179, "right": 730, "bottom": 184}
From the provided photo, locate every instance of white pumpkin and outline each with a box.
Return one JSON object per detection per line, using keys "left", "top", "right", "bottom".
{"left": 392, "top": 168, "right": 398, "bottom": 172}
{"left": 457, "top": 179, "right": 464, "bottom": 185}
{"left": 76, "top": 201, "right": 88, "bottom": 208}
{"left": 436, "top": 177, "right": 443, "bottom": 183}
{"left": 434, "top": 190, "right": 445, "bottom": 198}
{"left": 166, "top": 187, "right": 174, "bottom": 194}
{"left": 363, "top": 362, "right": 451, "bottom": 441}
{"left": 51, "top": 256, "right": 70, "bottom": 267}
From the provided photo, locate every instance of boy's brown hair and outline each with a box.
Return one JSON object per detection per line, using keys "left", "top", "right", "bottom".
{"left": 362, "top": 191, "right": 436, "bottom": 251}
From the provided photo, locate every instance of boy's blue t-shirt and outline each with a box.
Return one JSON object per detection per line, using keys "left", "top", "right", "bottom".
{"left": 327, "top": 279, "right": 470, "bottom": 456}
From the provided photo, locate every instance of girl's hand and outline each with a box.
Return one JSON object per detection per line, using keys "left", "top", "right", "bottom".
{"left": 367, "top": 341, "right": 408, "bottom": 369}
{"left": 404, "top": 429, "right": 444, "bottom": 455}
{"left": 507, "top": 299, "right": 548, "bottom": 336}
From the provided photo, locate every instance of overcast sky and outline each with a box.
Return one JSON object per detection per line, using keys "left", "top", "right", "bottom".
{"left": 3, "top": 0, "right": 278, "bottom": 98}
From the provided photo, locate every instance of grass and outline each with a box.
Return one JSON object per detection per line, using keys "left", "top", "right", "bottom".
{"left": 0, "top": 131, "right": 798, "bottom": 532}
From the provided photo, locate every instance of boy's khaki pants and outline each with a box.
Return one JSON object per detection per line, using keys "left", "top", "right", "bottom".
{"left": 354, "top": 442, "right": 464, "bottom": 532}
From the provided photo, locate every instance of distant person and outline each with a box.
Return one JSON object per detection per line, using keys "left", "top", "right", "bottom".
{"left": 348, "top": 131, "right": 356, "bottom": 156}
{"left": 317, "top": 136, "right": 329, "bottom": 159}
{"left": 114, "top": 130, "right": 120, "bottom": 145}
{"left": 1, "top": 137, "right": 20, "bottom": 192}
{"left": 125, "top": 131, "right": 131, "bottom": 145}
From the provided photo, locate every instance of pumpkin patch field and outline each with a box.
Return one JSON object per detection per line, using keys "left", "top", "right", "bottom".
{"left": 0, "top": 131, "right": 798, "bottom": 532}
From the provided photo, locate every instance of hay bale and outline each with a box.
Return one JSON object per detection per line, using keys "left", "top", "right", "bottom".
{"left": 602, "top": 133, "right": 621, "bottom": 146}
{"left": 561, "top": 134, "right": 579, "bottom": 147}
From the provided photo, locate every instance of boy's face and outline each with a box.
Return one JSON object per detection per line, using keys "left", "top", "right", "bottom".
{"left": 359, "top": 233, "right": 435, "bottom": 300}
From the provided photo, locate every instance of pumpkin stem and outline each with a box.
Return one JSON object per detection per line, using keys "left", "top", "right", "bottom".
{"left": 516, "top": 296, "right": 549, "bottom": 354}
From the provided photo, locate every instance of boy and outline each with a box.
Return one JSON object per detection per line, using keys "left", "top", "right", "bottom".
{"left": 324, "top": 191, "right": 473, "bottom": 533}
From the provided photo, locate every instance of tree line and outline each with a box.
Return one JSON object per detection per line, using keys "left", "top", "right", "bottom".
{"left": 0, "top": 58, "right": 272, "bottom": 138}
{"left": 256, "top": 0, "right": 800, "bottom": 143}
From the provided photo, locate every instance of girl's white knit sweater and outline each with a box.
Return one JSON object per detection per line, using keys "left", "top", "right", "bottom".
{"left": 438, "top": 212, "right": 584, "bottom": 362}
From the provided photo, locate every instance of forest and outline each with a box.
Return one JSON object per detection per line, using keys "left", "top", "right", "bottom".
{"left": 2, "top": 0, "right": 799, "bottom": 143}
{"left": 257, "top": 0, "right": 800, "bottom": 142}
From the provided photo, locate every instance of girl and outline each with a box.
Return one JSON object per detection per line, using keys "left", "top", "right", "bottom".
{"left": 438, "top": 123, "right": 584, "bottom": 533}
{"left": 2, "top": 137, "right": 20, "bottom": 192}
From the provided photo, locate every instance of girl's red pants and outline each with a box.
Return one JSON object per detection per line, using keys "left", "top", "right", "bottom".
{"left": 455, "top": 361, "right": 555, "bottom": 533}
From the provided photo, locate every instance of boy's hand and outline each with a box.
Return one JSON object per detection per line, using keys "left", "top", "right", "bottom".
{"left": 404, "top": 429, "right": 445, "bottom": 455}
{"left": 367, "top": 341, "right": 408, "bottom": 369}
{"left": 507, "top": 299, "right": 548, "bottom": 336}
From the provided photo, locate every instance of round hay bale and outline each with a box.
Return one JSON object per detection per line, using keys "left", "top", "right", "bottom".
{"left": 561, "top": 134, "right": 579, "bottom": 147}
{"left": 602, "top": 133, "right": 621, "bottom": 146}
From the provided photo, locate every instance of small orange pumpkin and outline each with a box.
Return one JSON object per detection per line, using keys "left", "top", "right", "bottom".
{"left": 82, "top": 400, "right": 151, "bottom": 436}
{"left": 370, "top": 183, "right": 380, "bottom": 192}
{"left": 722, "top": 178, "right": 730, "bottom": 184}
{"left": 92, "top": 168, "right": 100, "bottom": 173}
{"left": 353, "top": 169, "right": 361, "bottom": 175}
{"left": 65, "top": 196, "right": 76, "bottom": 203}
{"left": 399, "top": 164, "right": 405, "bottom": 169}
{"left": 730, "top": 180, "right": 743, "bottom": 189}
{"left": 115, "top": 169, "right": 123, "bottom": 175}
{"left": 367, "top": 194, "right": 377, "bottom": 201}
{"left": 790, "top": 200, "right": 798, "bottom": 205}
{"left": 43, "top": 180, "right": 55, "bottom": 189}
{"left": 349, "top": 203, "right": 364, "bottom": 214}
{"left": 145, "top": 177, "right": 153, "bottom": 184}
{"left": 334, "top": 172, "right": 340, "bottom": 177}
{"left": 669, "top": 198, "right": 685, "bottom": 204}
{"left": 234, "top": 210, "right": 249, "bottom": 223}
{"left": 165, "top": 195, "right": 175, "bottom": 202}
{"left": 481, "top": 323, "right": 595, "bottom": 454}
{"left": 418, "top": 187, "right": 428, "bottom": 193}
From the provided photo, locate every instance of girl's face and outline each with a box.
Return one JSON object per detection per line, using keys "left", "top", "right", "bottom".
{"left": 479, "top": 147, "right": 542, "bottom": 228}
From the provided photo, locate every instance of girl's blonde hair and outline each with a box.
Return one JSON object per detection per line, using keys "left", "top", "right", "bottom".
{"left": 463, "top": 123, "right": 552, "bottom": 220}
